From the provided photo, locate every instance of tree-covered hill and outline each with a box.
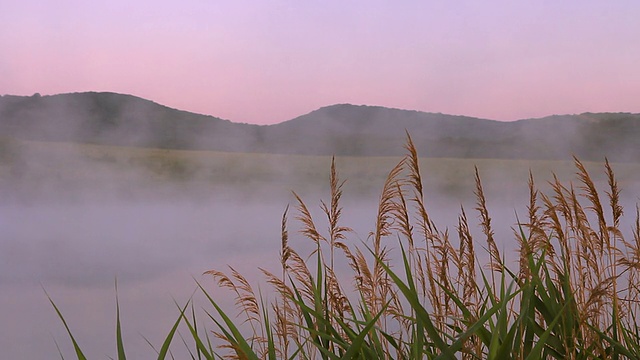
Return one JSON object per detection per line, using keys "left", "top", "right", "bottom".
{"left": 1, "top": 92, "right": 638, "bottom": 162}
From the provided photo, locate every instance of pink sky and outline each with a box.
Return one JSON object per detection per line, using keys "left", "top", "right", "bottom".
{"left": 1, "top": 1, "right": 639, "bottom": 125}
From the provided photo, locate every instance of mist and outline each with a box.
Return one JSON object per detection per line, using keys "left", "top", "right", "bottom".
{"left": 2, "top": 104, "right": 640, "bottom": 358}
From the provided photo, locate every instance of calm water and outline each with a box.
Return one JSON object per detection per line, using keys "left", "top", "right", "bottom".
{"left": 2, "top": 172, "right": 630, "bottom": 358}
{"left": 0, "top": 198, "right": 290, "bottom": 358}
{"left": 0, "top": 190, "right": 394, "bottom": 358}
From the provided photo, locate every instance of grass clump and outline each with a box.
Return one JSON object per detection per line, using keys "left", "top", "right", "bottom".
{"left": 51, "top": 134, "right": 640, "bottom": 359}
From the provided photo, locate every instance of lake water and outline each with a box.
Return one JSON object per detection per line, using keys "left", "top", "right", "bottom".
{"left": 0, "top": 198, "right": 285, "bottom": 358}
{"left": 2, "top": 157, "right": 637, "bottom": 358}
{"left": 0, "top": 188, "right": 396, "bottom": 358}
{"left": 0, "top": 190, "right": 528, "bottom": 358}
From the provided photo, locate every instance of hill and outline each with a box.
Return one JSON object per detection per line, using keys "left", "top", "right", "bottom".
{"left": 1, "top": 92, "right": 639, "bottom": 161}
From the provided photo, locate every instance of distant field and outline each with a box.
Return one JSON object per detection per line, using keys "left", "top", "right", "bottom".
{"left": 2, "top": 139, "right": 639, "bottom": 203}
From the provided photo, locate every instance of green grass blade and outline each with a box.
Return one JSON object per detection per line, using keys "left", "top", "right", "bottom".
{"left": 289, "top": 278, "right": 327, "bottom": 353}
{"left": 178, "top": 302, "right": 214, "bottom": 360}
{"left": 177, "top": 331, "right": 198, "bottom": 360}
{"left": 525, "top": 301, "right": 570, "bottom": 360}
{"left": 259, "top": 294, "right": 277, "bottom": 360}
{"left": 189, "top": 303, "right": 202, "bottom": 360}
{"left": 442, "top": 284, "right": 521, "bottom": 357}
{"left": 588, "top": 324, "right": 638, "bottom": 359}
{"left": 157, "top": 298, "right": 190, "bottom": 360}
{"left": 114, "top": 279, "right": 127, "bottom": 360}
{"left": 44, "top": 288, "right": 88, "bottom": 360}
{"left": 340, "top": 303, "right": 388, "bottom": 359}
{"left": 195, "top": 280, "right": 260, "bottom": 360}
{"left": 354, "top": 291, "right": 386, "bottom": 356}
{"left": 371, "top": 242, "right": 456, "bottom": 359}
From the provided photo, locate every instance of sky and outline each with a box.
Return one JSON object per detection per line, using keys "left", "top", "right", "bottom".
{"left": 1, "top": 0, "right": 639, "bottom": 125}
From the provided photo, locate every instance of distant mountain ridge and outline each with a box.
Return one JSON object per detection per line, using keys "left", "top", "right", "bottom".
{"left": 1, "top": 92, "right": 639, "bottom": 162}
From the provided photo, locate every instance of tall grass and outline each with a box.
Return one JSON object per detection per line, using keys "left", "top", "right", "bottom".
{"left": 51, "top": 134, "right": 640, "bottom": 359}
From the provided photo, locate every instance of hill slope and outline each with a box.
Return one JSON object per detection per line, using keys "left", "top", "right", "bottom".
{"left": 1, "top": 92, "right": 639, "bottom": 161}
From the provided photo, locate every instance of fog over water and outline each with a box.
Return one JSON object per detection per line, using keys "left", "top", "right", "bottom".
{"left": 1, "top": 141, "right": 639, "bottom": 358}
{"left": 0, "top": 198, "right": 285, "bottom": 358}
